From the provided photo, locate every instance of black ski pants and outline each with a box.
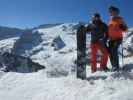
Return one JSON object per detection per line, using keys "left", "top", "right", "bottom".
{"left": 108, "top": 39, "right": 122, "bottom": 69}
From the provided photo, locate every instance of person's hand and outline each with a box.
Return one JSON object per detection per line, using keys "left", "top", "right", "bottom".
{"left": 119, "top": 24, "right": 127, "bottom": 31}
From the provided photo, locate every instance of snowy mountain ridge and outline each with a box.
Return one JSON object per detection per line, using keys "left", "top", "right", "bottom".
{"left": 0, "top": 23, "right": 133, "bottom": 75}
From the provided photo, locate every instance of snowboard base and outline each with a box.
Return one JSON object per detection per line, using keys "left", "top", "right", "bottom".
{"left": 76, "top": 25, "right": 86, "bottom": 79}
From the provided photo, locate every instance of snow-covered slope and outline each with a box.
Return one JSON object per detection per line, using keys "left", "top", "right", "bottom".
{"left": 35, "top": 23, "right": 78, "bottom": 75}
{"left": 0, "top": 37, "right": 19, "bottom": 52}
{"left": 11, "top": 23, "right": 79, "bottom": 76}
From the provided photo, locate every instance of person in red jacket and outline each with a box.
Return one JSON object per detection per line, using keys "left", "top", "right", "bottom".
{"left": 108, "top": 6, "right": 128, "bottom": 71}
{"left": 86, "top": 13, "right": 109, "bottom": 73}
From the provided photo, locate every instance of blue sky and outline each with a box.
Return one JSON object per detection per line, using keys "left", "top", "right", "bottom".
{"left": 0, "top": 0, "right": 132, "bottom": 28}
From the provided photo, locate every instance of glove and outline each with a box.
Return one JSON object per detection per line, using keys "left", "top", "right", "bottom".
{"left": 119, "top": 24, "right": 127, "bottom": 31}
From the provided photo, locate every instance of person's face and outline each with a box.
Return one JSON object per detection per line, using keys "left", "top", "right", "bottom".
{"left": 92, "top": 16, "right": 99, "bottom": 22}
{"left": 109, "top": 10, "right": 118, "bottom": 17}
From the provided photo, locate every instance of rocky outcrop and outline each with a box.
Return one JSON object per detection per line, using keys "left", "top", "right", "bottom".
{"left": 0, "top": 26, "right": 24, "bottom": 40}
{"left": 0, "top": 52, "right": 45, "bottom": 73}
{"left": 51, "top": 36, "right": 66, "bottom": 50}
{"left": 12, "top": 30, "right": 43, "bottom": 56}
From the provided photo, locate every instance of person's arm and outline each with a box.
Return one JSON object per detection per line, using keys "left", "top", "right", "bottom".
{"left": 86, "top": 24, "right": 92, "bottom": 33}
{"left": 119, "top": 18, "right": 128, "bottom": 32}
{"left": 103, "top": 23, "right": 109, "bottom": 39}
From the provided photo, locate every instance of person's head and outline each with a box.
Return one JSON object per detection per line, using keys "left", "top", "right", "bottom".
{"left": 92, "top": 13, "right": 101, "bottom": 23}
{"left": 109, "top": 6, "right": 120, "bottom": 17}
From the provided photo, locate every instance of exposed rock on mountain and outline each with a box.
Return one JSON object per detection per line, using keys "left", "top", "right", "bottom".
{"left": 0, "top": 52, "right": 45, "bottom": 73}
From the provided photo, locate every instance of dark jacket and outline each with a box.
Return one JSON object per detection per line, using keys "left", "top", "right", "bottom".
{"left": 86, "top": 20, "right": 108, "bottom": 44}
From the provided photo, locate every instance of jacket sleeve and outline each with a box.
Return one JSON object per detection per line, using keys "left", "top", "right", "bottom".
{"left": 86, "top": 24, "right": 92, "bottom": 33}
{"left": 103, "top": 23, "right": 109, "bottom": 39}
{"left": 119, "top": 18, "right": 128, "bottom": 32}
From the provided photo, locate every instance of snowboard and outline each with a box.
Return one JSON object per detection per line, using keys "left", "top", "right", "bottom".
{"left": 76, "top": 25, "right": 86, "bottom": 79}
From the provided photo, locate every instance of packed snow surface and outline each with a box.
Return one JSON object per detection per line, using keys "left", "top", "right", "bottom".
{"left": 0, "top": 66, "right": 133, "bottom": 100}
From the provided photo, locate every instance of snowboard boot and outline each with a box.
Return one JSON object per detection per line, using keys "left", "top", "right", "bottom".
{"left": 99, "top": 67, "right": 110, "bottom": 72}
{"left": 111, "top": 67, "right": 120, "bottom": 72}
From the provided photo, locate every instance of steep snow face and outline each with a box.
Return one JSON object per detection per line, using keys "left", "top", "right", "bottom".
{"left": 34, "top": 23, "right": 78, "bottom": 76}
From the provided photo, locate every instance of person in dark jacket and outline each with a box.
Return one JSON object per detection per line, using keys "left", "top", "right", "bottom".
{"left": 86, "top": 13, "right": 109, "bottom": 73}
